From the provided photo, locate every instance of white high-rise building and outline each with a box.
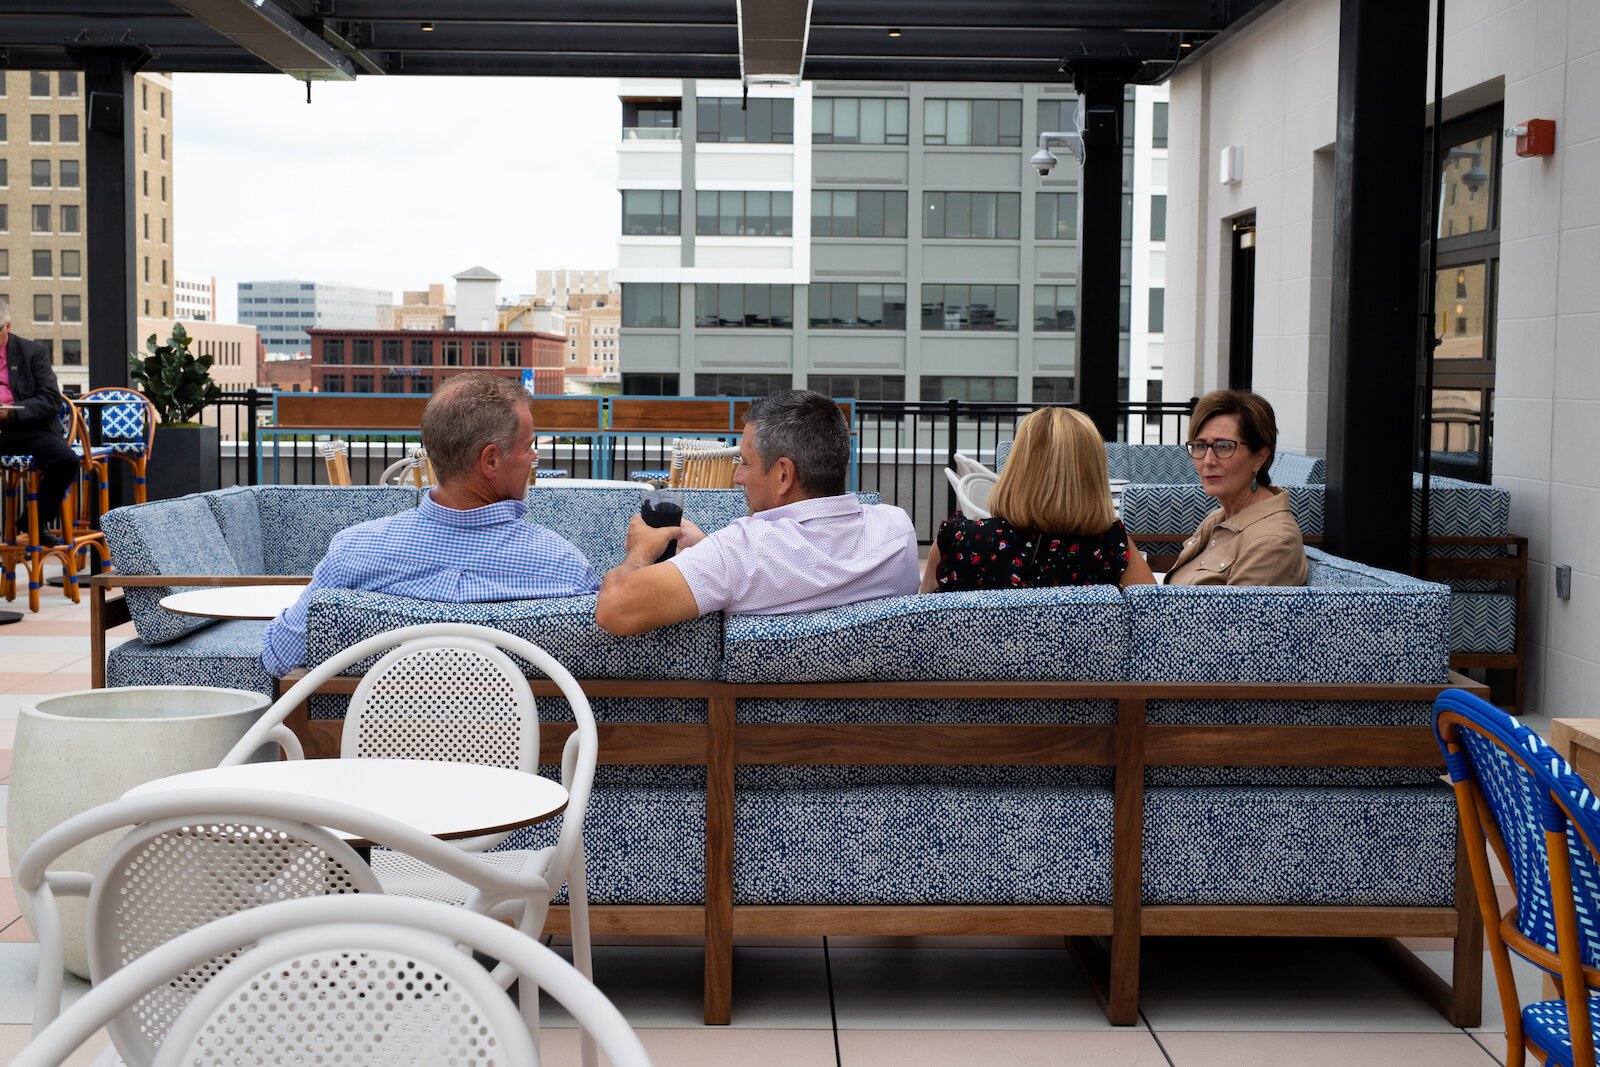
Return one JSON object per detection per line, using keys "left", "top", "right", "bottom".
{"left": 174, "top": 272, "right": 216, "bottom": 322}
{"left": 236, "top": 279, "right": 392, "bottom": 356}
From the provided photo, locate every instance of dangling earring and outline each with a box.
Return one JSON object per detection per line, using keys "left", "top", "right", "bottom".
{"left": 1250, "top": 471, "right": 1259, "bottom": 492}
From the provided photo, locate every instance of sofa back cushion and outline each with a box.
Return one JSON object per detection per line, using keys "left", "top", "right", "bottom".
{"left": 1120, "top": 483, "right": 1324, "bottom": 539}
{"left": 255, "top": 486, "right": 420, "bottom": 574}
{"left": 722, "top": 586, "right": 1130, "bottom": 683}
{"left": 1105, "top": 444, "right": 1197, "bottom": 485}
{"left": 101, "top": 495, "right": 242, "bottom": 644}
{"left": 202, "top": 485, "right": 266, "bottom": 574}
{"left": 1271, "top": 451, "right": 1326, "bottom": 485}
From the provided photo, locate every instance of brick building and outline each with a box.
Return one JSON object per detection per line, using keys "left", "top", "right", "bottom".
{"left": 306, "top": 328, "right": 565, "bottom": 395}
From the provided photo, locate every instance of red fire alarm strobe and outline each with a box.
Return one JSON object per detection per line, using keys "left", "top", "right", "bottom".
{"left": 1509, "top": 119, "right": 1556, "bottom": 157}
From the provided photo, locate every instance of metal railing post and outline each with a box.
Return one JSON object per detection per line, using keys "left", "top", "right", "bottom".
{"left": 246, "top": 389, "right": 263, "bottom": 486}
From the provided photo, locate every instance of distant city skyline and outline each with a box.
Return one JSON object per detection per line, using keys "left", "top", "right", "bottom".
{"left": 173, "top": 73, "right": 621, "bottom": 324}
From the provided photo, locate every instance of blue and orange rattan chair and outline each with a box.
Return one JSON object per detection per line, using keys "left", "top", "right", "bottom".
{"left": 76, "top": 386, "right": 157, "bottom": 510}
{"left": 0, "top": 398, "right": 108, "bottom": 611}
{"left": 1435, "top": 687, "right": 1600, "bottom": 1067}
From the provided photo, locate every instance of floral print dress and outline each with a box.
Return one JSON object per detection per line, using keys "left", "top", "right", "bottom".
{"left": 933, "top": 514, "right": 1131, "bottom": 590}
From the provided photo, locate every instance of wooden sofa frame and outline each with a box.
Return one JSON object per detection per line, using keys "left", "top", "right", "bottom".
{"left": 87, "top": 575, "right": 1487, "bottom": 1028}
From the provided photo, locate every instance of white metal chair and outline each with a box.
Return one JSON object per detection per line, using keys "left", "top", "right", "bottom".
{"left": 11, "top": 895, "right": 652, "bottom": 1067}
{"left": 18, "top": 789, "right": 568, "bottom": 1066}
{"left": 377, "top": 445, "right": 435, "bottom": 488}
{"left": 943, "top": 467, "right": 997, "bottom": 519}
{"left": 221, "top": 623, "right": 600, "bottom": 1064}
{"left": 950, "top": 452, "right": 995, "bottom": 478}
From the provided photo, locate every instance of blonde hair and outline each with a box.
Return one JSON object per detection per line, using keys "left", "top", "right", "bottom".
{"left": 987, "top": 408, "right": 1116, "bottom": 535}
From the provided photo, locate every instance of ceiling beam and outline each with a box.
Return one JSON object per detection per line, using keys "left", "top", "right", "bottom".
{"left": 165, "top": 0, "right": 359, "bottom": 80}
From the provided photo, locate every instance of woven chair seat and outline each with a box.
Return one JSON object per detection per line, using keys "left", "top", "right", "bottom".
{"left": 1522, "top": 997, "right": 1600, "bottom": 1067}
{"left": 0, "top": 454, "right": 39, "bottom": 471}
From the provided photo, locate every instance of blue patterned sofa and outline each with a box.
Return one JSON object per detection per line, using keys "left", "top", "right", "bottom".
{"left": 994, "top": 440, "right": 1326, "bottom": 487}
{"left": 88, "top": 484, "right": 1479, "bottom": 1027}
{"left": 1121, "top": 473, "right": 1527, "bottom": 711}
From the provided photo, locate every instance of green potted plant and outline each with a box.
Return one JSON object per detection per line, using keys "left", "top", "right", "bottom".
{"left": 129, "top": 323, "right": 223, "bottom": 501}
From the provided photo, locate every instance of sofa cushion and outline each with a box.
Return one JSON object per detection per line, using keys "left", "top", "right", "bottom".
{"left": 721, "top": 586, "right": 1130, "bottom": 683}
{"left": 1412, "top": 473, "right": 1508, "bottom": 537}
{"left": 1143, "top": 784, "right": 1456, "bottom": 906}
{"left": 303, "top": 588, "right": 723, "bottom": 681}
{"left": 255, "top": 485, "right": 420, "bottom": 574}
{"left": 1270, "top": 451, "right": 1326, "bottom": 485}
{"left": 1105, "top": 444, "right": 1198, "bottom": 485}
{"left": 202, "top": 485, "right": 266, "bottom": 574}
{"left": 1119, "top": 483, "right": 1323, "bottom": 539}
{"left": 101, "top": 495, "right": 242, "bottom": 645}
{"left": 1451, "top": 591, "right": 1516, "bottom": 655}
{"left": 105, "top": 620, "right": 273, "bottom": 696}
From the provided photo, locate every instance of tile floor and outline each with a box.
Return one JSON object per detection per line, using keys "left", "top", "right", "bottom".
{"left": 0, "top": 566, "right": 1548, "bottom": 1066}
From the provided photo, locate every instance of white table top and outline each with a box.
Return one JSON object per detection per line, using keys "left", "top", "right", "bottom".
{"left": 159, "top": 584, "right": 307, "bottom": 621}
{"left": 124, "top": 758, "right": 569, "bottom": 845}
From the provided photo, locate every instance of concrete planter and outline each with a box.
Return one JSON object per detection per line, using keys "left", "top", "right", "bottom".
{"left": 147, "top": 424, "right": 220, "bottom": 501}
{"left": 7, "top": 686, "right": 271, "bottom": 977}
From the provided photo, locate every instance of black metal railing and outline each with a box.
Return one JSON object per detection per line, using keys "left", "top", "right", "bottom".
{"left": 192, "top": 392, "right": 1195, "bottom": 543}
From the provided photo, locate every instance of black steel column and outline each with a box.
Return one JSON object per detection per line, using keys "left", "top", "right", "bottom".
{"left": 1324, "top": 0, "right": 1430, "bottom": 570}
{"left": 1068, "top": 63, "right": 1135, "bottom": 441}
{"left": 75, "top": 47, "right": 148, "bottom": 388}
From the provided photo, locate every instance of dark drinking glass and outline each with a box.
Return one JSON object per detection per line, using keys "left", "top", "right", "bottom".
{"left": 641, "top": 489, "right": 686, "bottom": 562}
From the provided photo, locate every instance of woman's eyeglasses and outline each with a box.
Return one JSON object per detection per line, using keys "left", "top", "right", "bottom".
{"left": 1185, "top": 439, "right": 1240, "bottom": 459}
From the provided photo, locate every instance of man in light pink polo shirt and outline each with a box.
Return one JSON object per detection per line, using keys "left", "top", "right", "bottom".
{"left": 595, "top": 389, "right": 920, "bottom": 635}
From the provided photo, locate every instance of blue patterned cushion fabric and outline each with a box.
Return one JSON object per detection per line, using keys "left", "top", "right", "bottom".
{"left": 105, "top": 621, "right": 274, "bottom": 696}
{"left": 1521, "top": 998, "right": 1595, "bottom": 1067}
{"left": 721, "top": 587, "right": 1130, "bottom": 683}
{"left": 1412, "top": 473, "right": 1509, "bottom": 537}
{"left": 254, "top": 485, "right": 420, "bottom": 574}
{"left": 302, "top": 588, "right": 723, "bottom": 680}
{"left": 1452, "top": 592, "right": 1517, "bottom": 654}
{"left": 201, "top": 485, "right": 266, "bottom": 574}
{"left": 1270, "top": 452, "right": 1327, "bottom": 485}
{"left": 995, "top": 440, "right": 1010, "bottom": 472}
{"left": 1105, "top": 444, "right": 1199, "bottom": 485}
{"left": 1120, "top": 483, "right": 1324, "bottom": 539}
{"left": 736, "top": 696, "right": 1115, "bottom": 725}
{"left": 1436, "top": 690, "right": 1600, "bottom": 970}
{"left": 101, "top": 495, "right": 242, "bottom": 645}
{"left": 524, "top": 487, "right": 646, "bottom": 572}
{"left": 1143, "top": 784, "right": 1456, "bottom": 905}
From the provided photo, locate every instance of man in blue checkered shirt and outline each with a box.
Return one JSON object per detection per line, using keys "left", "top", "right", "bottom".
{"left": 260, "top": 373, "right": 600, "bottom": 677}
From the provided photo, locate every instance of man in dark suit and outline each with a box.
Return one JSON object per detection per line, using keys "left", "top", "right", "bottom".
{"left": 0, "top": 299, "right": 76, "bottom": 546}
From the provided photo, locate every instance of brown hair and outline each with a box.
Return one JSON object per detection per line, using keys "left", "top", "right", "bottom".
{"left": 1189, "top": 389, "right": 1278, "bottom": 486}
{"left": 987, "top": 407, "right": 1116, "bottom": 535}
{"left": 420, "top": 372, "right": 527, "bottom": 483}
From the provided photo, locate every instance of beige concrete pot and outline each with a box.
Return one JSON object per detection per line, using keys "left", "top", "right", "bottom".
{"left": 7, "top": 686, "right": 271, "bottom": 977}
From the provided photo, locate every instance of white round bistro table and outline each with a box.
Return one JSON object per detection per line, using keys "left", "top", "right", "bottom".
{"left": 124, "top": 758, "right": 569, "bottom": 845}
{"left": 159, "top": 584, "right": 307, "bottom": 621}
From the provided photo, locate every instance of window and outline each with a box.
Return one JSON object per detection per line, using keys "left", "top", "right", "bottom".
{"left": 0, "top": 250, "right": 8, "bottom": 277}
{"left": 621, "top": 372, "right": 679, "bottom": 396}
{"left": 1032, "top": 377, "right": 1075, "bottom": 404}
{"left": 1150, "top": 195, "right": 1167, "bottom": 242}
{"left": 61, "top": 295, "right": 81, "bottom": 323}
{"left": 322, "top": 339, "right": 344, "bottom": 364}
{"left": 59, "top": 71, "right": 78, "bottom": 97}
{"left": 1148, "top": 288, "right": 1165, "bottom": 332}
{"left": 160, "top": 91, "right": 166, "bottom": 118}
{"left": 806, "top": 374, "right": 906, "bottom": 401}
{"left": 621, "top": 190, "right": 680, "bottom": 236}
{"left": 32, "top": 250, "right": 51, "bottom": 278}
{"left": 1035, "top": 192, "right": 1079, "bottom": 240}
{"left": 695, "top": 190, "right": 793, "bottom": 236}
{"left": 919, "top": 376, "right": 1018, "bottom": 403}
{"left": 0, "top": 159, "right": 7, "bottom": 187}
{"left": 813, "top": 97, "right": 909, "bottom": 145}
{"left": 60, "top": 160, "right": 78, "bottom": 188}
{"left": 30, "top": 72, "right": 49, "bottom": 97}
{"left": 696, "top": 97, "right": 793, "bottom": 144}
{"left": 441, "top": 340, "right": 463, "bottom": 367}
{"left": 62, "top": 340, "right": 82, "bottom": 366}
{"left": 143, "top": 214, "right": 149, "bottom": 239}
{"left": 159, "top": 174, "right": 166, "bottom": 200}
{"left": 500, "top": 341, "right": 521, "bottom": 367}
{"left": 1034, "top": 285, "right": 1077, "bottom": 331}
{"left": 920, "top": 285, "right": 1019, "bottom": 331}
{"left": 30, "top": 114, "right": 49, "bottom": 143}
{"left": 0, "top": 115, "right": 6, "bottom": 142}
{"left": 161, "top": 217, "right": 166, "bottom": 243}
{"left": 924, "top": 99, "right": 1022, "bottom": 146}
{"left": 807, "top": 283, "right": 907, "bottom": 329}
{"left": 694, "top": 285, "right": 793, "bottom": 328}
{"left": 61, "top": 250, "right": 80, "bottom": 278}
{"left": 141, "top": 82, "right": 148, "bottom": 110}
{"left": 381, "top": 338, "right": 403, "bottom": 364}
{"left": 322, "top": 374, "right": 344, "bottom": 392}
{"left": 143, "top": 256, "right": 149, "bottom": 282}
{"left": 412, "top": 377, "right": 434, "bottom": 395}
{"left": 1036, "top": 98, "right": 1080, "bottom": 139}
{"left": 695, "top": 373, "right": 791, "bottom": 396}
{"left": 621, "top": 101, "right": 682, "bottom": 136}
{"left": 31, "top": 204, "right": 50, "bottom": 233}
{"left": 1151, "top": 102, "right": 1169, "bottom": 149}
{"left": 160, "top": 133, "right": 166, "bottom": 159}
{"left": 351, "top": 374, "right": 375, "bottom": 394}
{"left": 33, "top": 294, "right": 51, "bottom": 323}
{"left": 31, "top": 160, "right": 50, "bottom": 188}
{"left": 811, "top": 190, "right": 907, "bottom": 238}
{"left": 142, "top": 171, "right": 148, "bottom": 196}
{"left": 1120, "top": 284, "right": 1132, "bottom": 332}
{"left": 471, "top": 340, "right": 492, "bottom": 367}
{"left": 923, "top": 192, "right": 1020, "bottom": 239}
{"left": 351, "top": 338, "right": 374, "bottom": 365}
{"left": 60, "top": 114, "right": 78, "bottom": 143}
{"left": 621, "top": 283, "right": 680, "bottom": 328}
{"left": 141, "top": 127, "right": 148, "bottom": 154}
{"left": 161, "top": 260, "right": 167, "bottom": 284}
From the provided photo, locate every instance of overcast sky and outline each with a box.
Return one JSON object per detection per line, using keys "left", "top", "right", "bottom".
{"left": 173, "top": 73, "right": 622, "bottom": 322}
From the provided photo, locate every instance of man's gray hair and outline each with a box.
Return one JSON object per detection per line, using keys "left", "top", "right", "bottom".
{"left": 743, "top": 389, "right": 850, "bottom": 497}
{"left": 420, "top": 373, "right": 527, "bottom": 483}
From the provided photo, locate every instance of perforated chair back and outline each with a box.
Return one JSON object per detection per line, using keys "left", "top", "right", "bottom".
{"left": 87, "top": 815, "right": 379, "bottom": 1065}
{"left": 1435, "top": 687, "right": 1600, "bottom": 1066}
{"left": 11, "top": 896, "right": 653, "bottom": 1067}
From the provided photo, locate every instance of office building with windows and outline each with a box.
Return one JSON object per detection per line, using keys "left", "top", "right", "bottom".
{"left": 305, "top": 327, "right": 564, "bottom": 396}
{"left": 174, "top": 272, "right": 216, "bottom": 322}
{"left": 0, "top": 69, "right": 174, "bottom": 392}
{"left": 237, "top": 279, "right": 392, "bottom": 356}
{"left": 615, "top": 78, "right": 1168, "bottom": 407}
